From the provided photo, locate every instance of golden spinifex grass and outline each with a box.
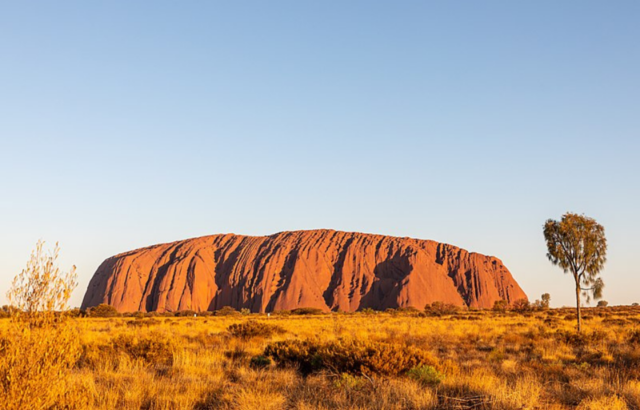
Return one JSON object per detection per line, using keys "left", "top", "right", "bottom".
{"left": 2, "top": 306, "right": 640, "bottom": 409}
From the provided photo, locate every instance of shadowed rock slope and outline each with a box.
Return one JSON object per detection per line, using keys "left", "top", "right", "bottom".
{"left": 81, "top": 230, "right": 527, "bottom": 313}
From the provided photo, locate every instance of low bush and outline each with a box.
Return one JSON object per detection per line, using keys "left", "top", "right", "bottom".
{"left": 386, "top": 306, "right": 422, "bottom": 316}
{"left": 215, "top": 306, "right": 240, "bottom": 316}
{"left": 264, "top": 338, "right": 434, "bottom": 376}
{"left": 249, "top": 355, "right": 272, "bottom": 369}
{"left": 290, "top": 307, "right": 325, "bottom": 315}
{"left": 333, "top": 373, "right": 364, "bottom": 389}
{"left": 86, "top": 304, "right": 120, "bottom": 318}
{"left": 512, "top": 299, "right": 532, "bottom": 313}
{"left": 174, "top": 310, "right": 197, "bottom": 317}
{"left": 227, "top": 321, "right": 285, "bottom": 340}
{"left": 67, "top": 308, "right": 86, "bottom": 318}
{"left": 406, "top": 365, "right": 444, "bottom": 386}
{"left": 424, "top": 302, "right": 459, "bottom": 316}
{"left": 492, "top": 300, "right": 509, "bottom": 313}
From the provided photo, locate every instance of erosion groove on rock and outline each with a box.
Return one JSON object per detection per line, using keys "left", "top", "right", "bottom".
{"left": 81, "top": 230, "right": 527, "bottom": 312}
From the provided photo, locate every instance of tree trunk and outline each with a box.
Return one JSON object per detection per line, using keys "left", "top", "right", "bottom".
{"left": 575, "top": 283, "right": 582, "bottom": 332}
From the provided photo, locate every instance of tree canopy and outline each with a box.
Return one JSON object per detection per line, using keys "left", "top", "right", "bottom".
{"left": 543, "top": 212, "right": 607, "bottom": 331}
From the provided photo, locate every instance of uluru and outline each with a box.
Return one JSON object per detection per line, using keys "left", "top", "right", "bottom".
{"left": 81, "top": 230, "right": 527, "bottom": 313}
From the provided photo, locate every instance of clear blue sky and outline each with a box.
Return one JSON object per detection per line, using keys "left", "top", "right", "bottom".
{"left": 1, "top": 2, "right": 638, "bottom": 308}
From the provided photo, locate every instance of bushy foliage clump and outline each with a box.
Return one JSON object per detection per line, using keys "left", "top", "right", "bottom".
{"left": 174, "top": 310, "right": 198, "bottom": 317}
{"left": 532, "top": 293, "right": 551, "bottom": 309}
{"left": 215, "top": 306, "right": 240, "bottom": 316}
{"left": 492, "top": 300, "right": 509, "bottom": 312}
{"left": 290, "top": 307, "right": 325, "bottom": 315}
{"left": 424, "top": 301, "right": 459, "bottom": 316}
{"left": 333, "top": 373, "right": 364, "bottom": 389}
{"left": 406, "top": 365, "right": 444, "bottom": 386}
{"left": 386, "top": 306, "right": 422, "bottom": 316}
{"left": 264, "top": 338, "right": 434, "bottom": 376}
{"left": 512, "top": 299, "right": 532, "bottom": 313}
{"left": 87, "top": 303, "right": 120, "bottom": 317}
{"left": 249, "top": 355, "right": 272, "bottom": 369}
{"left": 227, "top": 320, "right": 286, "bottom": 340}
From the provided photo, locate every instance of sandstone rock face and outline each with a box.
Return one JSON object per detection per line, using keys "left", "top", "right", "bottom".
{"left": 81, "top": 230, "right": 527, "bottom": 312}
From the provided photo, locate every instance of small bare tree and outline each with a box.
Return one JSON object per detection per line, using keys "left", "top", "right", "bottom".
{"left": 543, "top": 213, "right": 607, "bottom": 332}
{"left": 1, "top": 241, "right": 81, "bottom": 409}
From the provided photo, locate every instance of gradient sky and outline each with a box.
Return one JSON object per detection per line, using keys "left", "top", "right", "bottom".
{"left": 1, "top": 2, "right": 638, "bottom": 308}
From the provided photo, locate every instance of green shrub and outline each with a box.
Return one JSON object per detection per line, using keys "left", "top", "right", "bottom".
{"left": 227, "top": 321, "right": 285, "bottom": 340}
{"left": 333, "top": 373, "right": 364, "bottom": 389}
{"left": 492, "top": 300, "right": 509, "bottom": 313}
{"left": 215, "top": 306, "right": 240, "bottom": 316}
{"left": 249, "top": 355, "right": 272, "bottom": 369}
{"left": 424, "top": 302, "right": 459, "bottom": 316}
{"left": 512, "top": 299, "right": 531, "bottom": 312}
{"left": 272, "top": 310, "right": 291, "bottom": 316}
{"left": 386, "top": 306, "right": 422, "bottom": 316}
{"left": 290, "top": 307, "right": 325, "bottom": 315}
{"left": 86, "top": 304, "right": 120, "bottom": 318}
{"left": 66, "top": 308, "right": 86, "bottom": 318}
{"left": 264, "top": 338, "right": 434, "bottom": 376}
{"left": 406, "top": 365, "right": 444, "bottom": 386}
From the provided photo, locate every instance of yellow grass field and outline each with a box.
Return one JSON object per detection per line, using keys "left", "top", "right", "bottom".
{"left": 3, "top": 306, "right": 640, "bottom": 409}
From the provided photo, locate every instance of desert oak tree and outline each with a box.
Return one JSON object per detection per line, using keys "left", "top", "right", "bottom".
{"left": 543, "top": 213, "right": 607, "bottom": 332}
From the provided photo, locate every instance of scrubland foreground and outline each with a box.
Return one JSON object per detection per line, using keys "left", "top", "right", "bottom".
{"left": 3, "top": 306, "right": 640, "bottom": 409}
